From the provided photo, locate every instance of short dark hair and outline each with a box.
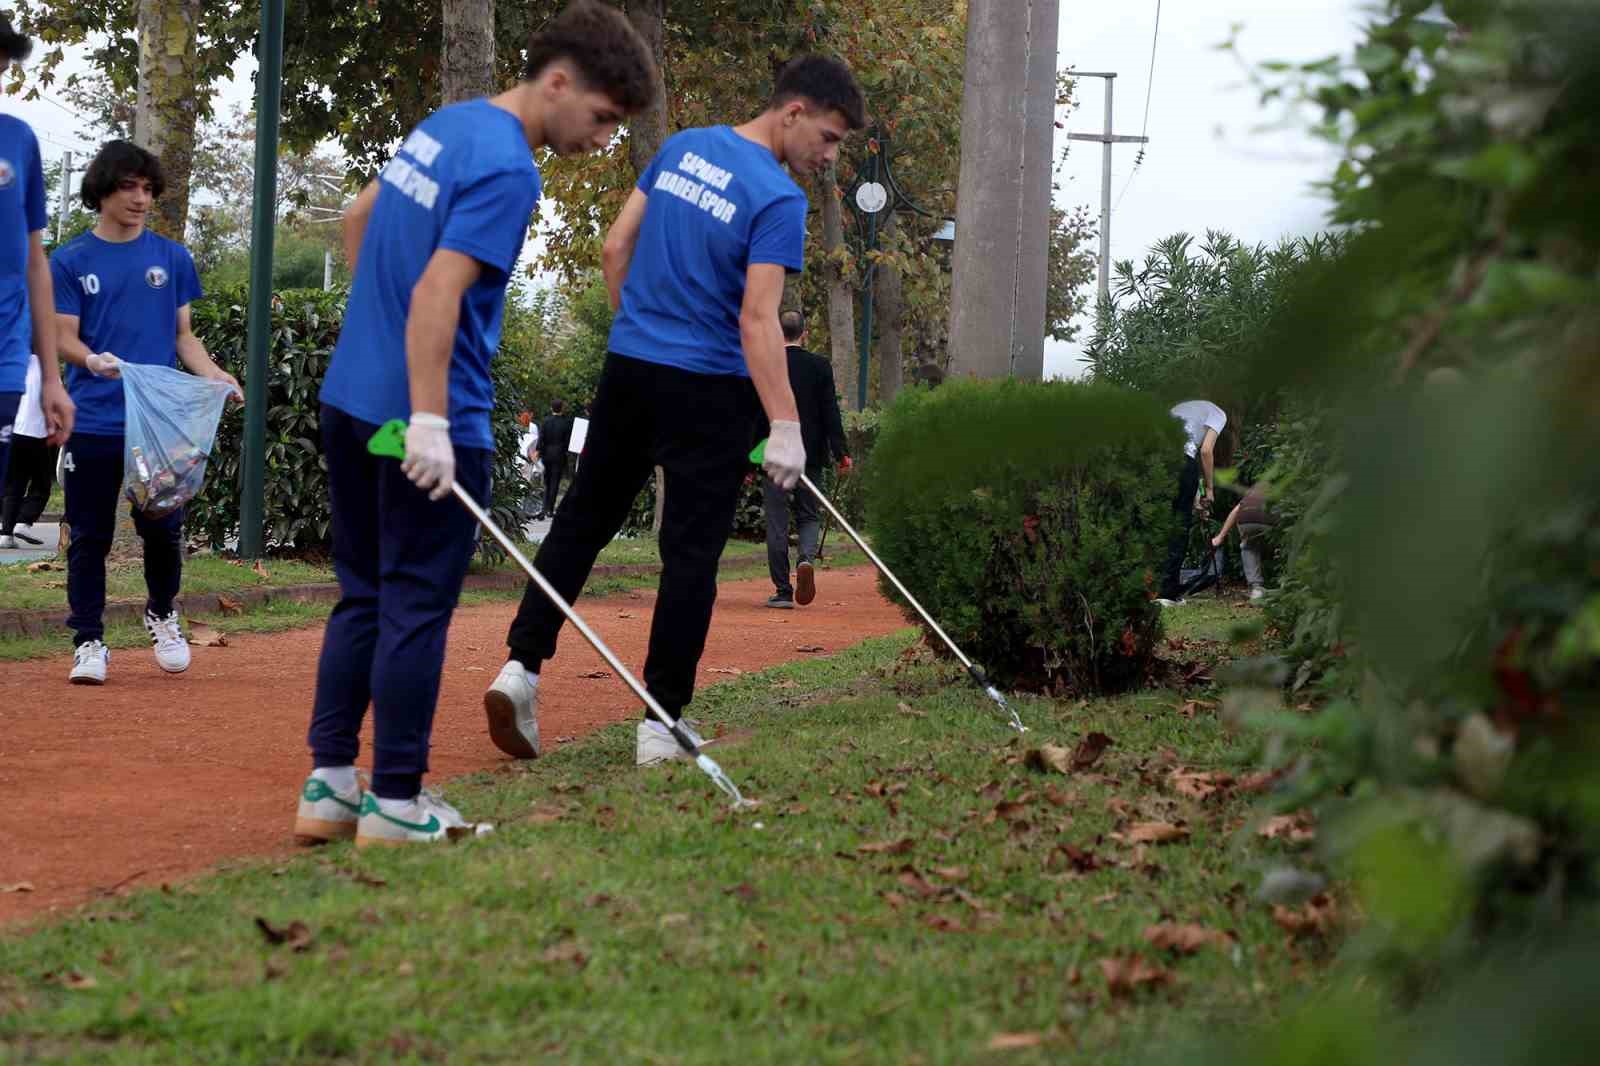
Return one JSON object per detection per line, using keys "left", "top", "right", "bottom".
{"left": 523, "top": 0, "right": 659, "bottom": 115}
{"left": 551, "top": 398, "right": 565, "bottom": 414}
{"left": 780, "top": 310, "right": 805, "bottom": 342}
{"left": 0, "top": 16, "right": 32, "bottom": 63}
{"left": 80, "top": 140, "right": 166, "bottom": 211}
{"left": 771, "top": 54, "right": 866, "bottom": 131}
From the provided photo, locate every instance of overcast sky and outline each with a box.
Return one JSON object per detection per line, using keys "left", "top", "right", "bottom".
{"left": 1046, "top": 0, "right": 1369, "bottom": 378}
{"left": 6, "top": 0, "right": 1370, "bottom": 373}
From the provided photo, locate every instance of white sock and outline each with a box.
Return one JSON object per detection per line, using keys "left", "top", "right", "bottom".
{"left": 376, "top": 794, "right": 419, "bottom": 815}
{"left": 312, "top": 765, "right": 358, "bottom": 793}
{"left": 644, "top": 719, "right": 672, "bottom": 736}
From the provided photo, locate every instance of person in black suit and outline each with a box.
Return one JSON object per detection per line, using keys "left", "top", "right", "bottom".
{"left": 763, "top": 311, "right": 849, "bottom": 608}
{"left": 535, "top": 399, "right": 574, "bottom": 519}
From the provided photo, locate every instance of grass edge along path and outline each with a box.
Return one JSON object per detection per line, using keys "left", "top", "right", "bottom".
{"left": 0, "top": 607, "right": 1338, "bottom": 1065}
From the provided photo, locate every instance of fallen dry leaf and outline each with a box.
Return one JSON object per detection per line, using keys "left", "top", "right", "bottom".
{"left": 1143, "top": 922, "right": 1234, "bottom": 955}
{"left": 1273, "top": 893, "right": 1338, "bottom": 938}
{"left": 933, "top": 865, "right": 969, "bottom": 882}
{"left": 1099, "top": 955, "right": 1174, "bottom": 997}
{"left": 1057, "top": 845, "right": 1101, "bottom": 873}
{"left": 1238, "top": 767, "right": 1289, "bottom": 794}
{"left": 217, "top": 593, "right": 244, "bottom": 615}
{"left": 1258, "top": 811, "right": 1316, "bottom": 844}
{"left": 896, "top": 866, "right": 940, "bottom": 899}
{"left": 26, "top": 560, "right": 61, "bottom": 572}
{"left": 1105, "top": 796, "right": 1133, "bottom": 818}
{"left": 987, "top": 1032, "right": 1046, "bottom": 1050}
{"left": 1121, "top": 822, "right": 1190, "bottom": 845}
{"left": 252, "top": 560, "right": 269, "bottom": 578}
{"left": 541, "top": 938, "right": 589, "bottom": 968}
{"left": 707, "top": 667, "right": 743, "bottom": 675}
{"left": 1169, "top": 769, "right": 1235, "bottom": 800}
{"left": 1093, "top": 891, "right": 1120, "bottom": 905}
{"left": 254, "top": 917, "right": 315, "bottom": 952}
{"left": 897, "top": 701, "right": 928, "bottom": 718}
{"left": 724, "top": 882, "right": 759, "bottom": 902}
{"left": 527, "top": 803, "right": 566, "bottom": 825}
{"left": 1, "top": 881, "right": 35, "bottom": 893}
{"left": 187, "top": 622, "right": 228, "bottom": 647}
{"left": 617, "top": 611, "right": 636, "bottom": 619}
{"left": 1042, "top": 786, "right": 1075, "bottom": 808}
{"left": 396, "top": 961, "right": 416, "bottom": 977}
{"left": 578, "top": 670, "right": 613, "bottom": 680}
{"left": 856, "top": 837, "right": 915, "bottom": 856}
{"left": 1024, "top": 744, "right": 1073, "bottom": 775}
{"left": 795, "top": 644, "right": 825, "bottom": 653}
{"left": 881, "top": 890, "right": 909, "bottom": 910}
{"left": 57, "top": 971, "right": 98, "bottom": 990}
{"left": 923, "top": 913, "right": 965, "bottom": 933}
{"left": 1071, "top": 731, "right": 1115, "bottom": 771}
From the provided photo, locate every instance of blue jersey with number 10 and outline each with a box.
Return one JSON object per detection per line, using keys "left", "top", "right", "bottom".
{"left": 51, "top": 230, "right": 202, "bottom": 435}
{"left": 0, "top": 114, "right": 48, "bottom": 393}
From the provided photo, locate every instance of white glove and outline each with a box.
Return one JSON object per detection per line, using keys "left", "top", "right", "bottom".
{"left": 402, "top": 412, "right": 455, "bottom": 501}
{"left": 764, "top": 419, "right": 806, "bottom": 491}
{"left": 86, "top": 352, "right": 122, "bottom": 378}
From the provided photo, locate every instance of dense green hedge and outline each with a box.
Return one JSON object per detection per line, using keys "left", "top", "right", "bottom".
{"left": 866, "top": 379, "right": 1180, "bottom": 694}
{"left": 188, "top": 286, "right": 528, "bottom": 556}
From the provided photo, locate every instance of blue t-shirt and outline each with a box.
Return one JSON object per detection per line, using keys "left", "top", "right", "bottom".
{"left": 608, "top": 126, "right": 807, "bottom": 378}
{"left": 320, "top": 98, "right": 540, "bottom": 449}
{"left": 0, "top": 115, "right": 48, "bottom": 393}
{"left": 51, "top": 230, "right": 203, "bottom": 435}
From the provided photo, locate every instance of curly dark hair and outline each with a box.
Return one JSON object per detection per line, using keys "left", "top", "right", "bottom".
{"left": 523, "top": 0, "right": 659, "bottom": 114}
{"left": 0, "top": 15, "right": 33, "bottom": 63}
{"left": 80, "top": 140, "right": 166, "bottom": 211}
{"left": 771, "top": 54, "right": 866, "bottom": 130}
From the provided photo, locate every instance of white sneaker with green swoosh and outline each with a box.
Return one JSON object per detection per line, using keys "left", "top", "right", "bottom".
{"left": 294, "top": 774, "right": 365, "bottom": 845}
{"left": 355, "top": 789, "right": 494, "bottom": 848}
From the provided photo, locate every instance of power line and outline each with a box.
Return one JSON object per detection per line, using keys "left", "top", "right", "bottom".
{"left": 1114, "top": 0, "right": 1163, "bottom": 214}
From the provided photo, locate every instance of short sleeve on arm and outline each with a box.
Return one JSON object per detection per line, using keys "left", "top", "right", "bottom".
{"left": 175, "top": 246, "right": 203, "bottom": 306}
{"left": 51, "top": 254, "right": 80, "bottom": 317}
{"left": 439, "top": 168, "right": 538, "bottom": 281}
{"left": 747, "top": 194, "right": 806, "bottom": 272}
{"left": 24, "top": 134, "right": 46, "bottom": 233}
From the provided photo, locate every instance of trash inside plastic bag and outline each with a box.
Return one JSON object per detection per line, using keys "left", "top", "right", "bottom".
{"left": 121, "top": 363, "right": 236, "bottom": 519}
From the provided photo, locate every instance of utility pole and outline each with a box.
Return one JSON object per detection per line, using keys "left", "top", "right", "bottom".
{"left": 947, "top": 0, "right": 1061, "bottom": 381}
{"left": 56, "top": 151, "right": 73, "bottom": 243}
{"left": 1067, "top": 73, "right": 1149, "bottom": 307}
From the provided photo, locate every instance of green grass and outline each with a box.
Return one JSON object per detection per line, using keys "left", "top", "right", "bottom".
{"left": 0, "top": 555, "right": 333, "bottom": 612}
{"left": 0, "top": 605, "right": 1325, "bottom": 1064}
{"left": 0, "top": 547, "right": 868, "bottom": 662}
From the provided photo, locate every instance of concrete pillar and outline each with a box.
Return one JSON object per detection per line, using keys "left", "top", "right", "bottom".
{"left": 947, "top": 0, "right": 1060, "bottom": 380}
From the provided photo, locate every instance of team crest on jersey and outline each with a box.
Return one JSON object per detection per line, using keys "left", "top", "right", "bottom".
{"left": 0, "top": 159, "right": 14, "bottom": 189}
{"left": 145, "top": 265, "right": 169, "bottom": 289}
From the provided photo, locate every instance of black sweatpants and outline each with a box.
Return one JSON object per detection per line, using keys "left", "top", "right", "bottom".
{"left": 1159, "top": 455, "right": 1201, "bottom": 600}
{"left": 506, "top": 353, "right": 758, "bottom": 716}
{"left": 542, "top": 451, "right": 568, "bottom": 516}
{"left": 1, "top": 432, "right": 55, "bottom": 533}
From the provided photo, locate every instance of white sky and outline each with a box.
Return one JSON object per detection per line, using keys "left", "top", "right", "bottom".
{"left": 5, "top": 2, "right": 1370, "bottom": 373}
{"left": 1046, "top": 0, "right": 1369, "bottom": 378}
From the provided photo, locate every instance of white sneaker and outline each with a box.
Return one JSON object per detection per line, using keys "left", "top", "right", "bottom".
{"left": 69, "top": 640, "right": 109, "bottom": 685}
{"left": 143, "top": 609, "right": 191, "bottom": 673}
{"left": 355, "top": 788, "right": 494, "bottom": 848}
{"left": 635, "top": 717, "right": 708, "bottom": 767}
{"left": 294, "top": 773, "right": 364, "bottom": 845}
{"left": 0, "top": 534, "right": 16, "bottom": 549}
{"left": 1155, "top": 597, "right": 1186, "bottom": 608}
{"left": 484, "top": 661, "right": 540, "bottom": 759}
{"left": 1249, "top": 586, "right": 1267, "bottom": 601}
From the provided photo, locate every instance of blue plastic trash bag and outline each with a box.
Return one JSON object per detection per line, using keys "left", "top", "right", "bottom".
{"left": 121, "top": 363, "right": 235, "bottom": 518}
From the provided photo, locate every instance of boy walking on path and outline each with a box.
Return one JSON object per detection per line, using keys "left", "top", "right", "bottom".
{"left": 536, "top": 398, "right": 573, "bottom": 519}
{"left": 763, "top": 310, "right": 848, "bottom": 609}
{"left": 485, "top": 55, "right": 865, "bottom": 767}
{"left": 51, "top": 140, "right": 240, "bottom": 685}
{"left": 296, "top": 1, "right": 659, "bottom": 848}
{"left": 0, "top": 17, "right": 74, "bottom": 520}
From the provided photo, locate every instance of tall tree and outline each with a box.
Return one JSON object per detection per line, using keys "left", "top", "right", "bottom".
{"left": 624, "top": 0, "right": 667, "bottom": 177}
{"left": 442, "top": 0, "right": 496, "bottom": 104}
{"left": 818, "top": 162, "right": 860, "bottom": 409}
{"left": 875, "top": 209, "right": 904, "bottom": 402}
{"left": 133, "top": 0, "right": 203, "bottom": 238}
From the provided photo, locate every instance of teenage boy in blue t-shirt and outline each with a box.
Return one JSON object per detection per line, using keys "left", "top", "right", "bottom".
{"left": 52, "top": 140, "right": 241, "bottom": 686}
{"left": 485, "top": 55, "right": 866, "bottom": 768}
{"left": 294, "top": 0, "right": 659, "bottom": 849}
{"left": 0, "top": 17, "right": 74, "bottom": 505}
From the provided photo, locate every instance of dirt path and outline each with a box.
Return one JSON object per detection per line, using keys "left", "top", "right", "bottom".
{"left": 0, "top": 566, "right": 905, "bottom": 926}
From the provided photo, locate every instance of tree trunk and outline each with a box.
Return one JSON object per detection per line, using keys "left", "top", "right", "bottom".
{"left": 820, "top": 163, "right": 860, "bottom": 410}
{"left": 623, "top": 1, "right": 670, "bottom": 537}
{"left": 134, "top": 0, "right": 203, "bottom": 240}
{"left": 442, "top": 0, "right": 496, "bottom": 104}
{"left": 876, "top": 211, "right": 905, "bottom": 404}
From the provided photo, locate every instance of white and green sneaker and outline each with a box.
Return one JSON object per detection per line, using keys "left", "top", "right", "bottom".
{"left": 354, "top": 789, "right": 494, "bottom": 849}
{"left": 293, "top": 774, "right": 364, "bottom": 845}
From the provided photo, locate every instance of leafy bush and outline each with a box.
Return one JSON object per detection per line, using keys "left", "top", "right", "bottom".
{"left": 189, "top": 286, "right": 528, "bottom": 557}
{"left": 866, "top": 379, "right": 1180, "bottom": 694}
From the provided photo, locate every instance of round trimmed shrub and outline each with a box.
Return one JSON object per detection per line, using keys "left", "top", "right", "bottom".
{"left": 867, "top": 379, "right": 1181, "bottom": 694}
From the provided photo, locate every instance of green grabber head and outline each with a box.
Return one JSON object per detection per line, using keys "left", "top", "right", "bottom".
{"left": 368, "top": 418, "right": 409, "bottom": 460}
{"left": 749, "top": 438, "right": 768, "bottom": 465}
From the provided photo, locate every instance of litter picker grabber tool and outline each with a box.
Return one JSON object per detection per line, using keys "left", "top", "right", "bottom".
{"left": 369, "top": 420, "right": 754, "bottom": 809}
{"left": 751, "top": 440, "right": 1028, "bottom": 735}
